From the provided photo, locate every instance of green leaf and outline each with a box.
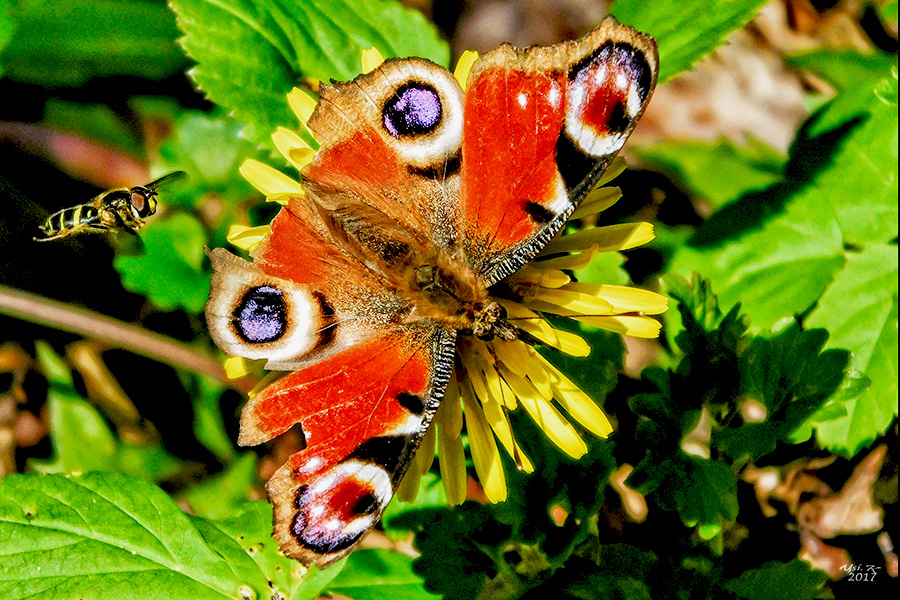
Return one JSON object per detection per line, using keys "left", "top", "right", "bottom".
{"left": 651, "top": 454, "right": 739, "bottom": 529}
{"left": 2, "top": 0, "right": 187, "bottom": 86}
{"left": 170, "top": 0, "right": 449, "bottom": 147}
{"left": 555, "top": 546, "right": 657, "bottom": 600}
{"left": 786, "top": 49, "right": 898, "bottom": 93}
{"left": 0, "top": 473, "right": 298, "bottom": 599}
{"left": 191, "top": 376, "right": 239, "bottom": 463}
{"left": 0, "top": 0, "right": 17, "bottom": 79}
{"left": 114, "top": 212, "right": 210, "bottom": 313}
{"left": 882, "top": 1, "right": 898, "bottom": 21}
{"left": 574, "top": 250, "right": 630, "bottom": 286}
{"left": 328, "top": 549, "right": 441, "bottom": 600}
{"left": 612, "top": 0, "right": 769, "bottom": 83}
{"left": 180, "top": 453, "right": 259, "bottom": 520}
{"left": 816, "top": 71, "right": 898, "bottom": 246}
{"left": 155, "top": 110, "right": 260, "bottom": 210}
{"left": 383, "top": 472, "right": 447, "bottom": 532}
{"left": 724, "top": 559, "right": 828, "bottom": 600}
{"left": 805, "top": 244, "right": 899, "bottom": 453}
{"left": 30, "top": 345, "right": 181, "bottom": 482}
{"left": 670, "top": 180, "right": 845, "bottom": 331}
{"left": 210, "top": 501, "right": 330, "bottom": 599}
{"left": 714, "top": 325, "right": 852, "bottom": 461}
{"left": 634, "top": 138, "right": 785, "bottom": 209}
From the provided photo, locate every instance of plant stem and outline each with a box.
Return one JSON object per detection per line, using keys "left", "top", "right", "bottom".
{"left": 0, "top": 284, "right": 256, "bottom": 394}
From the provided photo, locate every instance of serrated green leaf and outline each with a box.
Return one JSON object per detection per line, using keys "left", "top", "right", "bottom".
{"left": 0, "top": 473, "right": 293, "bottom": 599}
{"left": 556, "top": 545, "right": 656, "bottom": 600}
{"left": 715, "top": 326, "right": 852, "bottom": 460}
{"left": 2, "top": 0, "right": 187, "bottom": 86}
{"left": 328, "top": 549, "right": 441, "bottom": 600}
{"left": 786, "top": 48, "right": 898, "bottom": 93}
{"left": 170, "top": 0, "right": 449, "bottom": 147}
{"left": 654, "top": 454, "right": 739, "bottom": 528}
{"left": 114, "top": 213, "right": 210, "bottom": 313}
{"left": 209, "top": 501, "right": 322, "bottom": 599}
{"left": 612, "top": 0, "right": 769, "bottom": 83}
{"left": 180, "top": 453, "right": 259, "bottom": 519}
{"left": 634, "top": 139, "right": 785, "bottom": 209}
{"left": 805, "top": 244, "right": 898, "bottom": 453}
{"left": 724, "top": 559, "right": 828, "bottom": 600}
{"left": 670, "top": 181, "right": 845, "bottom": 331}
{"left": 818, "top": 72, "right": 898, "bottom": 245}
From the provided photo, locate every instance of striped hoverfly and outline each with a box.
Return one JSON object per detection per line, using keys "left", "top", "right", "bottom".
{"left": 34, "top": 171, "right": 186, "bottom": 242}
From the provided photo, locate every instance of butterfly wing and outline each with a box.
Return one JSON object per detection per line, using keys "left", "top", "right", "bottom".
{"left": 206, "top": 59, "right": 468, "bottom": 566}
{"left": 458, "top": 17, "right": 658, "bottom": 282}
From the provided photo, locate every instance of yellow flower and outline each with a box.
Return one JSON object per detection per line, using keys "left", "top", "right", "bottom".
{"left": 234, "top": 49, "right": 667, "bottom": 507}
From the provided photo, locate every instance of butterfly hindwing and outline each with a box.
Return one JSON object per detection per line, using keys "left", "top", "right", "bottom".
{"left": 247, "top": 329, "right": 455, "bottom": 566}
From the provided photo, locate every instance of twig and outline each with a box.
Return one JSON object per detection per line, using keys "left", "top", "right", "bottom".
{"left": 0, "top": 284, "right": 257, "bottom": 394}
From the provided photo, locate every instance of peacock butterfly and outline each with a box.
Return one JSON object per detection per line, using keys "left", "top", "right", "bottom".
{"left": 205, "top": 16, "right": 658, "bottom": 567}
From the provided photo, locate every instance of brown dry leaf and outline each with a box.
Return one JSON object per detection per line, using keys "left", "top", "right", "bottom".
{"left": 610, "top": 463, "right": 648, "bottom": 523}
{"left": 797, "top": 445, "right": 887, "bottom": 539}
{"left": 799, "top": 529, "right": 852, "bottom": 579}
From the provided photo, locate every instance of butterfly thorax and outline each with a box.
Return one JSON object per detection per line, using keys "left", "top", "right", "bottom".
{"left": 402, "top": 249, "right": 515, "bottom": 341}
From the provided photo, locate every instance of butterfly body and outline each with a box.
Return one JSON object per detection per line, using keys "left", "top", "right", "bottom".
{"left": 206, "top": 18, "right": 657, "bottom": 567}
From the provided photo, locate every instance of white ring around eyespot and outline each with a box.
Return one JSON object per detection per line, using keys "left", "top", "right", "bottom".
{"left": 365, "top": 60, "right": 464, "bottom": 169}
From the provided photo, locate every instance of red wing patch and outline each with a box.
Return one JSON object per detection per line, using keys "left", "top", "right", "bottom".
{"left": 460, "top": 68, "right": 567, "bottom": 255}
{"left": 239, "top": 332, "right": 441, "bottom": 566}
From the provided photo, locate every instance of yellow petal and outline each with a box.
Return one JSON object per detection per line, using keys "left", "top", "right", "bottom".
{"left": 541, "top": 222, "right": 655, "bottom": 255}
{"left": 265, "top": 192, "right": 292, "bottom": 206}
{"left": 507, "top": 266, "right": 571, "bottom": 288}
{"left": 539, "top": 357, "right": 614, "bottom": 437}
{"left": 492, "top": 339, "right": 532, "bottom": 378}
{"left": 227, "top": 225, "right": 270, "bottom": 252}
{"left": 529, "top": 287, "right": 615, "bottom": 316}
{"left": 438, "top": 376, "right": 464, "bottom": 437}
{"left": 239, "top": 159, "right": 305, "bottom": 196}
{"left": 477, "top": 380, "right": 533, "bottom": 473}
{"left": 396, "top": 460, "right": 422, "bottom": 502}
{"left": 565, "top": 283, "right": 668, "bottom": 315}
{"left": 223, "top": 356, "right": 251, "bottom": 379}
{"left": 530, "top": 246, "right": 600, "bottom": 271}
{"left": 287, "top": 87, "right": 317, "bottom": 125}
{"left": 438, "top": 420, "right": 467, "bottom": 505}
{"left": 578, "top": 315, "right": 663, "bottom": 338}
{"left": 361, "top": 47, "right": 385, "bottom": 73}
{"left": 417, "top": 420, "right": 437, "bottom": 476}
{"left": 453, "top": 50, "right": 479, "bottom": 90}
{"left": 518, "top": 394, "right": 587, "bottom": 459}
{"left": 272, "top": 127, "right": 315, "bottom": 171}
{"left": 570, "top": 186, "right": 623, "bottom": 220}
{"left": 596, "top": 156, "right": 627, "bottom": 186}
{"left": 461, "top": 381, "right": 507, "bottom": 502}
{"left": 498, "top": 300, "right": 560, "bottom": 344}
